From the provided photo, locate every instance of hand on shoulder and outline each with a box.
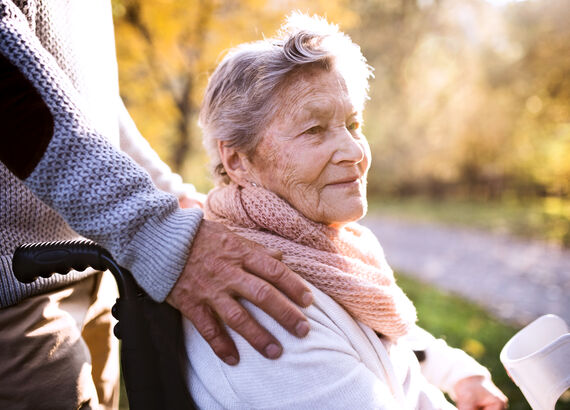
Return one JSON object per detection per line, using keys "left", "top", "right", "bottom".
{"left": 167, "top": 219, "right": 313, "bottom": 365}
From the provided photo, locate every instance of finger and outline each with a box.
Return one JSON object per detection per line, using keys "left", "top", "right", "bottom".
{"left": 266, "top": 247, "right": 283, "bottom": 261}
{"left": 212, "top": 295, "right": 283, "bottom": 359}
{"left": 242, "top": 238, "right": 283, "bottom": 260}
{"left": 230, "top": 270, "right": 311, "bottom": 338}
{"left": 243, "top": 249, "right": 313, "bottom": 307}
{"left": 187, "top": 303, "right": 240, "bottom": 365}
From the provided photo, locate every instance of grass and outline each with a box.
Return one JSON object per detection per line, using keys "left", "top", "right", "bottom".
{"left": 368, "top": 195, "right": 570, "bottom": 247}
{"left": 398, "top": 273, "right": 570, "bottom": 410}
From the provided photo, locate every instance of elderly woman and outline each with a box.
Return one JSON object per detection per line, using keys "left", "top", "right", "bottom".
{"left": 184, "top": 13, "right": 507, "bottom": 409}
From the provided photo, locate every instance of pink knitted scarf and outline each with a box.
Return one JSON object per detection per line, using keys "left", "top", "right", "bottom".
{"left": 205, "top": 183, "right": 417, "bottom": 340}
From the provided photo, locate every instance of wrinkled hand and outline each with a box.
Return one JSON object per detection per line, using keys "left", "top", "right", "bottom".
{"left": 167, "top": 219, "right": 313, "bottom": 365}
{"left": 453, "top": 375, "right": 508, "bottom": 410}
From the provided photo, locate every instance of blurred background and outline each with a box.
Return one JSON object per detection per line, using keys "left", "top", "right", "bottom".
{"left": 112, "top": 0, "right": 570, "bottom": 247}
{"left": 111, "top": 0, "right": 570, "bottom": 408}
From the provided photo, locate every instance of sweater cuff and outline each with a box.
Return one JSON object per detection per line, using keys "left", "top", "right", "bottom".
{"left": 422, "top": 338, "right": 491, "bottom": 396}
{"left": 119, "top": 207, "right": 204, "bottom": 301}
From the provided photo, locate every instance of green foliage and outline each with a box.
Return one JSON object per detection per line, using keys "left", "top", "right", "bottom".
{"left": 351, "top": 0, "right": 570, "bottom": 199}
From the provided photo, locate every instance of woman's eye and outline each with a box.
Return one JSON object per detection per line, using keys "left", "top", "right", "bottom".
{"left": 347, "top": 121, "right": 360, "bottom": 131}
{"left": 305, "top": 126, "right": 323, "bottom": 135}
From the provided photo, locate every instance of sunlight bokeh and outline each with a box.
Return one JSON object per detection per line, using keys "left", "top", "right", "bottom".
{"left": 484, "top": 0, "right": 527, "bottom": 6}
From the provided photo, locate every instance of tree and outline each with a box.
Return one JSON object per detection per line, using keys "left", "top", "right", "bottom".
{"left": 349, "top": 0, "right": 570, "bottom": 198}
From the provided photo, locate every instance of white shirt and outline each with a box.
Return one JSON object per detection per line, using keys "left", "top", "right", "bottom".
{"left": 183, "top": 282, "right": 487, "bottom": 409}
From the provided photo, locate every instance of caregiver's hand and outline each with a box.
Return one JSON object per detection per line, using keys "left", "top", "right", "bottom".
{"left": 179, "top": 191, "right": 207, "bottom": 209}
{"left": 453, "top": 375, "right": 508, "bottom": 410}
{"left": 167, "top": 219, "right": 313, "bottom": 365}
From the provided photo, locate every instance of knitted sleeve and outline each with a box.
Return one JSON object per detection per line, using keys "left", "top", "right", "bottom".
{"left": 0, "top": 1, "right": 203, "bottom": 301}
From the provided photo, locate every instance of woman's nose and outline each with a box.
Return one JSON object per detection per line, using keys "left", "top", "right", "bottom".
{"left": 332, "top": 127, "right": 365, "bottom": 165}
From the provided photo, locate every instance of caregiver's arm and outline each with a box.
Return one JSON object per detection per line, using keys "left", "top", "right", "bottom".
{"left": 116, "top": 97, "right": 206, "bottom": 208}
{"left": 0, "top": 0, "right": 312, "bottom": 364}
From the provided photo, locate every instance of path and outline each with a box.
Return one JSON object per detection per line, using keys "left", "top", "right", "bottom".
{"left": 362, "top": 216, "right": 570, "bottom": 327}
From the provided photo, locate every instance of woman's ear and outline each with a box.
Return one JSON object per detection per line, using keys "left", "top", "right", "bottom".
{"left": 218, "top": 140, "right": 253, "bottom": 186}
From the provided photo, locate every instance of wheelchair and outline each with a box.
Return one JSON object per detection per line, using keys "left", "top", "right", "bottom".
{"left": 12, "top": 240, "right": 197, "bottom": 410}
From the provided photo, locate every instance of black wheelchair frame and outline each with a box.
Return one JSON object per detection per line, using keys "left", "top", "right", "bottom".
{"left": 12, "top": 240, "right": 196, "bottom": 410}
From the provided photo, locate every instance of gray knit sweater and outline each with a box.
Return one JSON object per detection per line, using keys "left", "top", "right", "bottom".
{"left": 0, "top": 0, "right": 203, "bottom": 307}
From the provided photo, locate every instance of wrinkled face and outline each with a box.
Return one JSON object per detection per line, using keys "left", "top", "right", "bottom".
{"left": 248, "top": 67, "right": 371, "bottom": 226}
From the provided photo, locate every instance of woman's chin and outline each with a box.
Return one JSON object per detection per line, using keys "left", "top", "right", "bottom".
{"left": 324, "top": 201, "right": 367, "bottom": 227}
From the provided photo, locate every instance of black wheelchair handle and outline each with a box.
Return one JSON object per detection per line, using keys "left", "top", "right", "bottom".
{"left": 13, "top": 240, "right": 111, "bottom": 283}
{"left": 12, "top": 240, "right": 196, "bottom": 409}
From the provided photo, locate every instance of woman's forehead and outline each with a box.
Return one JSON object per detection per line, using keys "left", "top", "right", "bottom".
{"left": 278, "top": 70, "right": 356, "bottom": 118}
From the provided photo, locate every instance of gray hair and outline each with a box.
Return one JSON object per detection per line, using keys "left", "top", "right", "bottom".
{"left": 199, "top": 12, "right": 373, "bottom": 184}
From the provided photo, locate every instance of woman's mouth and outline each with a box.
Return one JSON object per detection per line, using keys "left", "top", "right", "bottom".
{"left": 327, "top": 177, "right": 360, "bottom": 188}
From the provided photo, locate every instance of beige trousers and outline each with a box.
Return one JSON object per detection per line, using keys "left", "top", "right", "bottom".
{"left": 0, "top": 271, "right": 120, "bottom": 410}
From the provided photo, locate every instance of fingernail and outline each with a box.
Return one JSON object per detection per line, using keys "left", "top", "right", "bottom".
{"left": 224, "top": 356, "right": 238, "bottom": 366}
{"left": 265, "top": 343, "right": 282, "bottom": 359}
{"left": 295, "top": 320, "right": 310, "bottom": 337}
{"left": 302, "top": 291, "right": 313, "bottom": 306}
{"left": 268, "top": 248, "right": 283, "bottom": 260}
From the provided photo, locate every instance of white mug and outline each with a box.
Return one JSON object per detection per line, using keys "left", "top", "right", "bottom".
{"left": 500, "top": 314, "right": 570, "bottom": 410}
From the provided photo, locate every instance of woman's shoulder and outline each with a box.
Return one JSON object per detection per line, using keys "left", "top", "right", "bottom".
{"left": 184, "top": 282, "right": 375, "bottom": 365}
{"left": 182, "top": 282, "right": 398, "bottom": 409}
